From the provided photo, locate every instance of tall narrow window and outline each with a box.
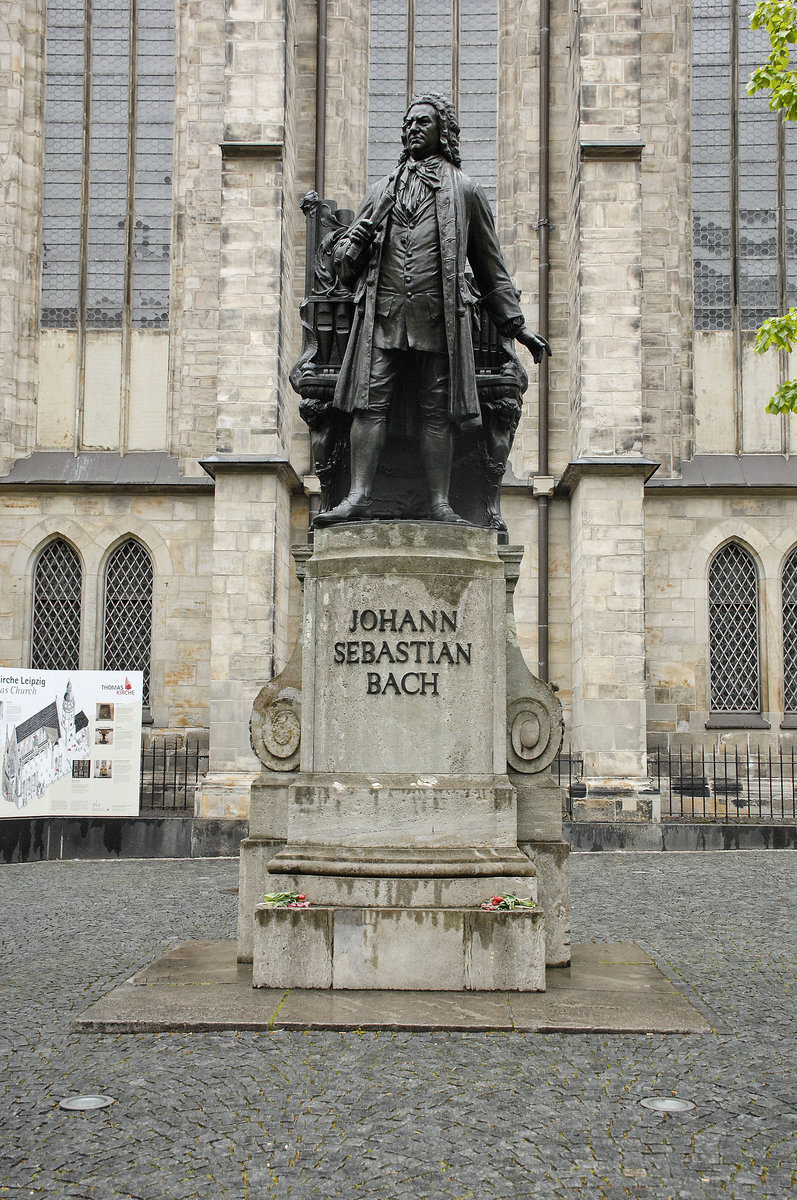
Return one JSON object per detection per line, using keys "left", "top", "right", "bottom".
{"left": 708, "top": 542, "right": 761, "bottom": 713}
{"left": 368, "top": 0, "right": 498, "bottom": 202}
{"left": 41, "top": 0, "right": 174, "bottom": 331}
{"left": 692, "top": 3, "right": 797, "bottom": 336}
{"left": 31, "top": 540, "right": 82, "bottom": 671}
{"left": 102, "top": 540, "right": 153, "bottom": 707}
{"left": 782, "top": 548, "right": 797, "bottom": 713}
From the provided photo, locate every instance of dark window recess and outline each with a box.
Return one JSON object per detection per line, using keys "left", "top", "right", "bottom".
{"left": 31, "top": 540, "right": 82, "bottom": 671}
{"left": 368, "top": 0, "right": 498, "bottom": 207}
{"left": 708, "top": 542, "right": 761, "bottom": 713}
{"left": 692, "top": 1, "right": 797, "bottom": 332}
{"left": 782, "top": 548, "right": 797, "bottom": 712}
{"left": 102, "top": 539, "right": 153, "bottom": 707}
{"left": 41, "top": 0, "right": 173, "bottom": 331}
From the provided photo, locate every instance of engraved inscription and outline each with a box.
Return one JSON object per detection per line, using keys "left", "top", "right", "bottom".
{"left": 335, "top": 609, "right": 473, "bottom": 696}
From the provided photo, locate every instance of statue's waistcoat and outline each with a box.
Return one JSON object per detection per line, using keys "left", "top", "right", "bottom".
{"left": 374, "top": 196, "right": 446, "bottom": 354}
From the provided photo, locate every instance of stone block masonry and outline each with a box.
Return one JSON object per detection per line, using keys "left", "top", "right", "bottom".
{"left": 0, "top": 0, "right": 44, "bottom": 470}
{"left": 568, "top": 468, "right": 649, "bottom": 785}
{"left": 218, "top": 150, "right": 289, "bottom": 457}
{"left": 0, "top": 489, "right": 214, "bottom": 732}
{"left": 172, "top": 0, "right": 226, "bottom": 464}
{"left": 195, "top": 463, "right": 297, "bottom": 818}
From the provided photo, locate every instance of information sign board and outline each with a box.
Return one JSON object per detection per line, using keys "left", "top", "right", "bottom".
{"left": 0, "top": 669, "right": 143, "bottom": 818}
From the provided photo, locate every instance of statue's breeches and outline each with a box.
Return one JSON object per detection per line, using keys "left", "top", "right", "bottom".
{"left": 360, "top": 347, "right": 450, "bottom": 435}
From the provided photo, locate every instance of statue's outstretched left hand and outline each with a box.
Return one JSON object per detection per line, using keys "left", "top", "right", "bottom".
{"left": 516, "top": 328, "right": 552, "bottom": 363}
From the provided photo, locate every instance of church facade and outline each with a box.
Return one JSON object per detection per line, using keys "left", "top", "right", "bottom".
{"left": 1, "top": 0, "right": 796, "bottom": 817}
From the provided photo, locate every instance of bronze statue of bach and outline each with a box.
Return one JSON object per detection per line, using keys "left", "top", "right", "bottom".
{"left": 313, "top": 93, "right": 550, "bottom": 528}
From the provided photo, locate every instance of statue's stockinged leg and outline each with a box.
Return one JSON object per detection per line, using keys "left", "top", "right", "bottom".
{"left": 421, "top": 426, "right": 468, "bottom": 524}
{"left": 416, "top": 351, "right": 469, "bottom": 524}
{"left": 313, "top": 413, "right": 385, "bottom": 526}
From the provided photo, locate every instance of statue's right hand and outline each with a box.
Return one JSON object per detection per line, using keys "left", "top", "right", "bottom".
{"left": 347, "top": 218, "right": 376, "bottom": 247}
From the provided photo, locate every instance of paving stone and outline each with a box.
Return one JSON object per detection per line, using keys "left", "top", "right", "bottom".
{"left": 0, "top": 851, "right": 794, "bottom": 1198}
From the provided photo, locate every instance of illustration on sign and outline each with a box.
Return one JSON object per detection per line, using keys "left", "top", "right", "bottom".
{"left": 0, "top": 670, "right": 143, "bottom": 818}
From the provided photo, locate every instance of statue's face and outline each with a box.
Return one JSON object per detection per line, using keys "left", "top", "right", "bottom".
{"left": 403, "top": 104, "right": 440, "bottom": 160}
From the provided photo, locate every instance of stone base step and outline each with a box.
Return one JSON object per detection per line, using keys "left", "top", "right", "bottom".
{"left": 252, "top": 904, "right": 546, "bottom": 991}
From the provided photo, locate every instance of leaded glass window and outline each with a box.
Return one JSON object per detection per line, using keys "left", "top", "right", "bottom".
{"left": 102, "top": 540, "right": 153, "bottom": 706}
{"left": 692, "top": 2, "right": 797, "bottom": 333}
{"left": 368, "top": 0, "right": 498, "bottom": 203}
{"left": 41, "top": 0, "right": 174, "bottom": 331}
{"left": 708, "top": 543, "right": 761, "bottom": 712}
{"left": 692, "top": 2, "right": 733, "bottom": 332}
{"left": 782, "top": 548, "right": 797, "bottom": 712}
{"left": 30, "top": 540, "right": 82, "bottom": 671}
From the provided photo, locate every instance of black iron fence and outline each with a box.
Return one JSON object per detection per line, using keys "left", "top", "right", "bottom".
{"left": 553, "top": 750, "right": 584, "bottom": 817}
{"left": 555, "top": 743, "right": 797, "bottom": 822}
{"left": 651, "top": 744, "right": 797, "bottom": 822}
{"left": 139, "top": 739, "right": 208, "bottom": 813}
{"left": 136, "top": 740, "right": 797, "bottom": 822}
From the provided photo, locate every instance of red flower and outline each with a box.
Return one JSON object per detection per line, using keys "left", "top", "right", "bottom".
{"left": 296, "top": 894, "right": 306, "bottom": 901}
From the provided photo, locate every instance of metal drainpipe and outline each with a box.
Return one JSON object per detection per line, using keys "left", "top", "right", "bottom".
{"left": 315, "top": 0, "right": 328, "bottom": 195}
{"left": 537, "top": 0, "right": 551, "bottom": 682}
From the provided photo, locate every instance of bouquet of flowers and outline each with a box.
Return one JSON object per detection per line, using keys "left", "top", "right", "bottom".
{"left": 263, "top": 891, "right": 310, "bottom": 909}
{"left": 480, "top": 893, "right": 536, "bottom": 911}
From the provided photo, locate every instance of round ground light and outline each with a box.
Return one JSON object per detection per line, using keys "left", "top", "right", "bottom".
{"left": 59, "top": 1095, "right": 116, "bottom": 1112}
{"left": 640, "top": 1096, "right": 695, "bottom": 1113}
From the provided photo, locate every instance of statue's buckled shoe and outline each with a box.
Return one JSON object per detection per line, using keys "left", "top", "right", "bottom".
{"left": 428, "top": 502, "right": 469, "bottom": 526}
{"left": 313, "top": 497, "right": 373, "bottom": 527}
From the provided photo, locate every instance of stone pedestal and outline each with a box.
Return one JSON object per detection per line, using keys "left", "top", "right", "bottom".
{"left": 241, "top": 523, "right": 568, "bottom": 990}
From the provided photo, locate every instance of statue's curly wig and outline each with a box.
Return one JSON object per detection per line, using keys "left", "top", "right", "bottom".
{"left": 399, "top": 93, "right": 461, "bottom": 168}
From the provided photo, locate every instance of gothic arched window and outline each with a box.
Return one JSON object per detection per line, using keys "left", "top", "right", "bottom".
{"left": 31, "top": 539, "right": 82, "bottom": 671}
{"left": 708, "top": 542, "right": 761, "bottom": 713}
{"left": 782, "top": 548, "right": 797, "bottom": 713}
{"left": 102, "top": 539, "right": 153, "bottom": 707}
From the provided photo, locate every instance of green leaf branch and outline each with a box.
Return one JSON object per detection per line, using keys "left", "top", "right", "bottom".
{"left": 748, "top": 1, "right": 797, "bottom": 118}
{"left": 747, "top": 4, "right": 797, "bottom": 412}
{"left": 753, "top": 310, "right": 797, "bottom": 414}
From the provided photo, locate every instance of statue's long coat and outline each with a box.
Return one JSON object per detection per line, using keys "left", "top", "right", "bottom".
{"left": 333, "top": 160, "right": 524, "bottom": 426}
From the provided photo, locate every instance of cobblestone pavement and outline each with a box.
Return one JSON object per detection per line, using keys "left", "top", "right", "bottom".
{"left": 1, "top": 850, "right": 795, "bottom": 1199}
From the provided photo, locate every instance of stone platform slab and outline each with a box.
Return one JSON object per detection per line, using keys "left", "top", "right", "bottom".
{"left": 74, "top": 940, "right": 711, "bottom": 1034}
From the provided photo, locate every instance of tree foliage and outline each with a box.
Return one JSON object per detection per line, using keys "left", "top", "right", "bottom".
{"left": 747, "top": 2, "right": 797, "bottom": 412}
{"left": 755, "top": 312, "right": 797, "bottom": 413}
{"left": 748, "top": 1, "right": 797, "bottom": 118}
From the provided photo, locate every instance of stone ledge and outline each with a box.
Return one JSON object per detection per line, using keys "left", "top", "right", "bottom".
{"left": 198, "top": 454, "right": 301, "bottom": 491}
{"left": 646, "top": 453, "right": 797, "bottom": 490}
{"left": 558, "top": 456, "right": 660, "bottom": 494}
{"left": 580, "top": 140, "right": 646, "bottom": 161}
{"left": 0, "top": 451, "right": 213, "bottom": 489}
{"left": 705, "top": 713, "right": 771, "bottom": 730}
{"left": 220, "top": 141, "right": 283, "bottom": 158}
